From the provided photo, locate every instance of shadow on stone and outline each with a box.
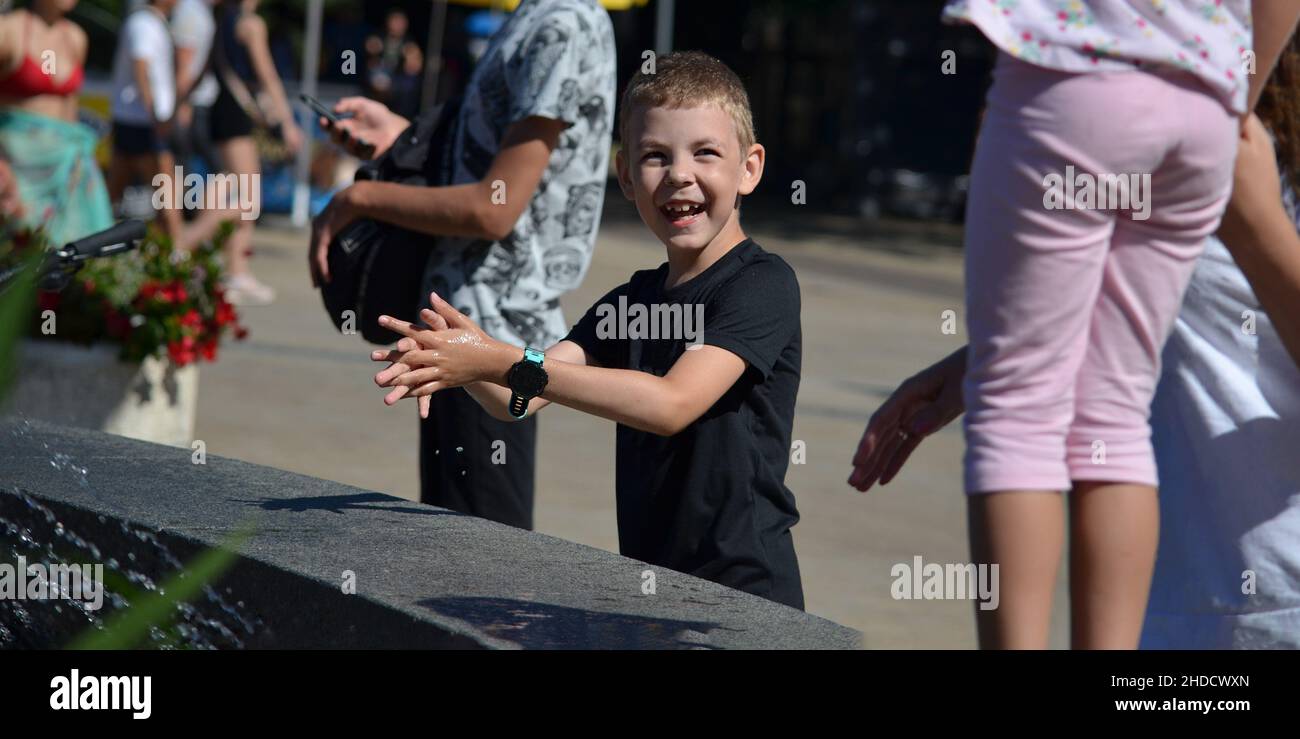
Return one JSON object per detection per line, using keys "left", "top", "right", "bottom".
{"left": 418, "top": 596, "right": 731, "bottom": 650}
{"left": 233, "top": 492, "right": 468, "bottom": 518}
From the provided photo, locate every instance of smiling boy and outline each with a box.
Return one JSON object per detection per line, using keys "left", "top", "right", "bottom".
{"left": 372, "top": 52, "right": 805, "bottom": 609}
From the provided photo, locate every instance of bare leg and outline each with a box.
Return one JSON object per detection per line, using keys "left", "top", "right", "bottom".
{"left": 178, "top": 206, "right": 231, "bottom": 251}
{"left": 968, "top": 490, "right": 1065, "bottom": 649}
{"left": 217, "top": 136, "right": 259, "bottom": 279}
{"left": 153, "top": 150, "right": 183, "bottom": 243}
{"left": 178, "top": 135, "right": 240, "bottom": 251}
{"left": 105, "top": 151, "right": 138, "bottom": 207}
{"left": 1068, "top": 481, "right": 1158, "bottom": 649}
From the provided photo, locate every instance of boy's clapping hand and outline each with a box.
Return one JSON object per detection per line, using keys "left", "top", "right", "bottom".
{"left": 370, "top": 292, "right": 516, "bottom": 418}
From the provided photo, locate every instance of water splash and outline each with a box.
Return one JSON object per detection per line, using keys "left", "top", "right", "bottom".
{"left": 1, "top": 488, "right": 263, "bottom": 649}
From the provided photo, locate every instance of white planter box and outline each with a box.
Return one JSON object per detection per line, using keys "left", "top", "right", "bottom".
{"left": 3, "top": 340, "right": 198, "bottom": 448}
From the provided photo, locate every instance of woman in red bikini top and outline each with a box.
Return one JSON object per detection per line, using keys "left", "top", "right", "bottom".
{"left": 0, "top": 0, "right": 111, "bottom": 245}
{"left": 0, "top": 1, "right": 87, "bottom": 123}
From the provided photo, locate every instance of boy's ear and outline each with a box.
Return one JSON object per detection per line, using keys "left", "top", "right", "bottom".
{"left": 737, "top": 143, "right": 765, "bottom": 197}
{"left": 615, "top": 146, "right": 634, "bottom": 200}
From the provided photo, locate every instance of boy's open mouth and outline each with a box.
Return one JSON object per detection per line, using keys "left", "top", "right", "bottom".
{"left": 660, "top": 200, "right": 707, "bottom": 227}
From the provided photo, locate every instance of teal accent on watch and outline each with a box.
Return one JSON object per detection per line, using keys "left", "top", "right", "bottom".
{"left": 506, "top": 347, "right": 547, "bottom": 419}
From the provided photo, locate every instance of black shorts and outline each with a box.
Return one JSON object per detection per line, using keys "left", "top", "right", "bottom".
{"left": 111, "top": 121, "right": 169, "bottom": 156}
{"left": 209, "top": 86, "right": 255, "bottom": 142}
{"left": 171, "top": 105, "right": 221, "bottom": 170}
{"left": 419, "top": 386, "right": 537, "bottom": 530}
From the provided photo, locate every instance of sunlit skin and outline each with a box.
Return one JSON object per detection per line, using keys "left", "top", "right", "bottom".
{"left": 617, "top": 103, "right": 765, "bottom": 288}
{"left": 0, "top": 0, "right": 85, "bottom": 121}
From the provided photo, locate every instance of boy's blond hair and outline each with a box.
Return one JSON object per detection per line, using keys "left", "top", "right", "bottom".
{"left": 619, "top": 51, "right": 756, "bottom": 152}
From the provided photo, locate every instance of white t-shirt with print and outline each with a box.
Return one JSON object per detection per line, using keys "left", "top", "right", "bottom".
{"left": 111, "top": 7, "right": 176, "bottom": 124}
{"left": 421, "top": 0, "right": 617, "bottom": 350}
{"left": 172, "top": 0, "right": 218, "bottom": 108}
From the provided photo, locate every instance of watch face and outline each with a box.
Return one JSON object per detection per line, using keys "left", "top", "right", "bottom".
{"left": 509, "top": 361, "right": 548, "bottom": 397}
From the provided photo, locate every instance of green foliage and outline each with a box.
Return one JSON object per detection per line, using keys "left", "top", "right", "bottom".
{"left": 0, "top": 224, "right": 47, "bottom": 405}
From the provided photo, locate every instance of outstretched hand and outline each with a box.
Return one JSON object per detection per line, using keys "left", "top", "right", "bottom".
{"left": 370, "top": 292, "right": 511, "bottom": 418}
{"left": 847, "top": 347, "right": 967, "bottom": 492}
{"left": 370, "top": 303, "right": 448, "bottom": 419}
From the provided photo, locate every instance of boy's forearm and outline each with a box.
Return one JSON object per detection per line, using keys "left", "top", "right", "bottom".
{"left": 470, "top": 346, "right": 688, "bottom": 435}
{"left": 1249, "top": 0, "right": 1300, "bottom": 111}
{"left": 545, "top": 362, "right": 688, "bottom": 435}
{"left": 463, "top": 380, "right": 519, "bottom": 422}
{"left": 350, "top": 180, "right": 501, "bottom": 241}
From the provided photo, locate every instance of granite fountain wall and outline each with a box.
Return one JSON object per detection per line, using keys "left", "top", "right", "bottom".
{"left": 1, "top": 417, "right": 860, "bottom": 650}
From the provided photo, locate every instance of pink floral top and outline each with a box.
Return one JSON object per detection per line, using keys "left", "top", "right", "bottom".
{"left": 943, "top": 0, "right": 1253, "bottom": 112}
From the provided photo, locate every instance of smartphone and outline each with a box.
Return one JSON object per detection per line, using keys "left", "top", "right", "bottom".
{"left": 300, "top": 93, "right": 352, "bottom": 125}
{"left": 301, "top": 93, "right": 374, "bottom": 157}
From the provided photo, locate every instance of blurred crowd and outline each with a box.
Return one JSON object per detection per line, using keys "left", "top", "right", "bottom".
{"left": 0, "top": 0, "right": 445, "bottom": 306}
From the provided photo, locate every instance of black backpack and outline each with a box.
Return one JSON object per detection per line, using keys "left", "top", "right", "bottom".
{"left": 319, "top": 97, "right": 461, "bottom": 345}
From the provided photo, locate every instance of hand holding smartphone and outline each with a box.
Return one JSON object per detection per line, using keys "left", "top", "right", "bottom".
{"left": 301, "top": 93, "right": 375, "bottom": 158}
{"left": 300, "top": 93, "right": 352, "bottom": 125}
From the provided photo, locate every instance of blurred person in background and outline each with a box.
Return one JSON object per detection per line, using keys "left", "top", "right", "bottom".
{"left": 389, "top": 37, "right": 423, "bottom": 120}
{"left": 363, "top": 9, "right": 414, "bottom": 108}
{"left": 0, "top": 0, "right": 111, "bottom": 244}
{"left": 106, "top": 0, "right": 183, "bottom": 242}
{"left": 170, "top": 0, "right": 220, "bottom": 182}
{"left": 182, "top": 0, "right": 300, "bottom": 305}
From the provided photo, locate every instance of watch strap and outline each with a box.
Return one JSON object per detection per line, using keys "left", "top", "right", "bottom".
{"left": 508, "top": 347, "right": 545, "bottom": 419}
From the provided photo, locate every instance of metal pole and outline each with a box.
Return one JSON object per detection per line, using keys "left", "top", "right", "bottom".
{"left": 291, "top": 0, "right": 324, "bottom": 227}
{"left": 421, "top": 0, "right": 450, "bottom": 114}
{"left": 654, "top": 0, "right": 674, "bottom": 55}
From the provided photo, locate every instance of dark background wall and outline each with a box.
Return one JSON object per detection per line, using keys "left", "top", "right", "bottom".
{"left": 63, "top": 0, "right": 997, "bottom": 218}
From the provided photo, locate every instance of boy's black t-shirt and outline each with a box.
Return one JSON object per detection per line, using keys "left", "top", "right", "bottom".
{"left": 563, "top": 239, "right": 804, "bottom": 610}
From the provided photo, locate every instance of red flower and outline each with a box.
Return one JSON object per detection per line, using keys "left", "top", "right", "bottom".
{"left": 199, "top": 339, "right": 217, "bottom": 362}
{"left": 180, "top": 309, "right": 202, "bottom": 328}
{"left": 167, "top": 340, "right": 196, "bottom": 366}
{"left": 234, "top": 325, "right": 249, "bottom": 340}
{"left": 158, "top": 281, "right": 188, "bottom": 304}
{"left": 139, "top": 281, "right": 161, "bottom": 301}
{"left": 214, "top": 300, "right": 237, "bottom": 327}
